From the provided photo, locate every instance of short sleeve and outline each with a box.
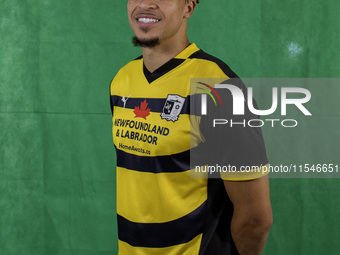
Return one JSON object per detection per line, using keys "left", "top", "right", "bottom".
{"left": 198, "top": 78, "right": 268, "bottom": 181}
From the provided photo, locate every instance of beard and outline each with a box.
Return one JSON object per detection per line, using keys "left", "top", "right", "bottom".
{"left": 132, "top": 36, "right": 160, "bottom": 48}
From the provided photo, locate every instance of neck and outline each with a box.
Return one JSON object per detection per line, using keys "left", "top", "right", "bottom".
{"left": 142, "top": 37, "right": 190, "bottom": 73}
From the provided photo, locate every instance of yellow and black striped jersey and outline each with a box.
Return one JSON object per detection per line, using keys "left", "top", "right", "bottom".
{"left": 110, "top": 43, "right": 268, "bottom": 254}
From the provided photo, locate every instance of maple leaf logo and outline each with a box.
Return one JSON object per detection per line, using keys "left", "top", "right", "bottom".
{"left": 134, "top": 99, "right": 151, "bottom": 119}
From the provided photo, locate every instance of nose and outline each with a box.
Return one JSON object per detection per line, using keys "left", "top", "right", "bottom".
{"left": 138, "top": 0, "right": 158, "bottom": 10}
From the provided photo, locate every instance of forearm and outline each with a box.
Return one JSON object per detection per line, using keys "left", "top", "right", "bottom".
{"left": 231, "top": 214, "right": 272, "bottom": 255}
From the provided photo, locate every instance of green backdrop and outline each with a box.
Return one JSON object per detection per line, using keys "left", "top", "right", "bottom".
{"left": 1, "top": 0, "right": 339, "bottom": 254}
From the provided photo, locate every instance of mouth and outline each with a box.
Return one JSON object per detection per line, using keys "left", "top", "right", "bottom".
{"left": 137, "top": 17, "right": 160, "bottom": 24}
{"left": 135, "top": 14, "right": 161, "bottom": 26}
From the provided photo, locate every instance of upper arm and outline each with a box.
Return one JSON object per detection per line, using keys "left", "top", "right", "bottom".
{"left": 223, "top": 176, "right": 272, "bottom": 221}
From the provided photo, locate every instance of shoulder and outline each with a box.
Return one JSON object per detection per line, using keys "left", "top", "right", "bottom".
{"left": 110, "top": 55, "right": 143, "bottom": 90}
{"left": 188, "top": 49, "right": 239, "bottom": 79}
{"left": 114, "top": 55, "right": 143, "bottom": 80}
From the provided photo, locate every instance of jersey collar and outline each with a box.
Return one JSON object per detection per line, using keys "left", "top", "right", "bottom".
{"left": 174, "top": 43, "right": 200, "bottom": 59}
{"left": 143, "top": 43, "right": 200, "bottom": 84}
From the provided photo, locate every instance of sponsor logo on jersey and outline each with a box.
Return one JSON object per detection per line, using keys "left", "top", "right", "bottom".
{"left": 161, "top": 94, "right": 185, "bottom": 122}
{"left": 121, "top": 95, "right": 131, "bottom": 108}
{"left": 134, "top": 99, "right": 151, "bottom": 119}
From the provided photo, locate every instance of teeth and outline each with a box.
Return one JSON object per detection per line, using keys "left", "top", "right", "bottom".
{"left": 138, "top": 18, "right": 159, "bottom": 23}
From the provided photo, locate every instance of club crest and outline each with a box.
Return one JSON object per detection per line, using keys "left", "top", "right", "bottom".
{"left": 161, "top": 94, "right": 185, "bottom": 122}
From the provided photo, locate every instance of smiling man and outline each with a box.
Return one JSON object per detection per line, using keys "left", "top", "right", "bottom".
{"left": 110, "top": 0, "right": 272, "bottom": 254}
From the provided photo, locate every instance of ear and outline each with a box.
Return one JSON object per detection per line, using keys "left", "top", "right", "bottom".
{"left": 184, "top": 0, "right": 197, "bottom": 19}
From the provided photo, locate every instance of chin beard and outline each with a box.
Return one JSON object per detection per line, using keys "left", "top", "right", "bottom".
{"left": 132, "top": 36, "right": 160, "bottom": 48}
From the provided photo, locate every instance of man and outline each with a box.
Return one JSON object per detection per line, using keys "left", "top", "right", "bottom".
{"left": 110, "top": 0, "right": 272, "bottom": 254}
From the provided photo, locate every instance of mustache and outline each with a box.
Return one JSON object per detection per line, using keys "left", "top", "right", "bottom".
{"left": 134, "top": 12, "right": 161, "bottom": 19}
